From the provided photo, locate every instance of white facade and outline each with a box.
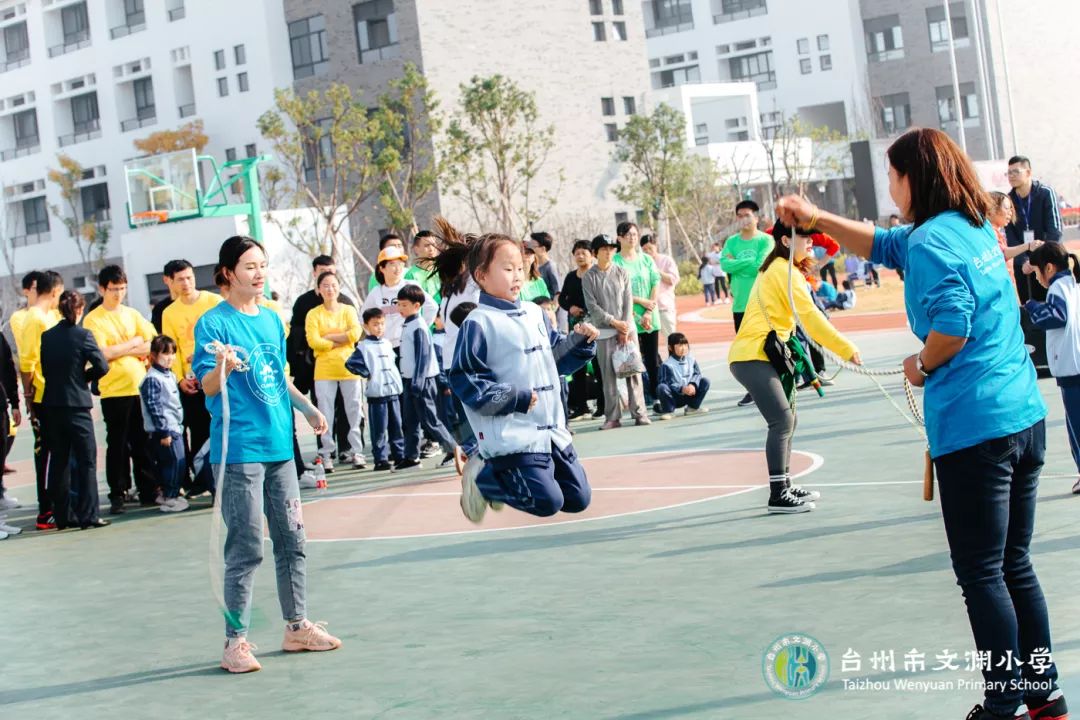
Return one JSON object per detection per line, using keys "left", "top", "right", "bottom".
{"left": 0, "top": 0, "right": 292, "bottom": 304}
{"left": 644, "top": 0, "right": 871, "bottom": 139}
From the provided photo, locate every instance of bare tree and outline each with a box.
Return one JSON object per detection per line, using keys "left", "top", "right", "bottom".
{"left": 46, "top": 154, "right": 109, "bottom": 278}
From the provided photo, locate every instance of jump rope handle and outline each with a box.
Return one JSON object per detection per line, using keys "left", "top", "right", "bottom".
{"left": 923, "top": 449, "right": 935, "bottom": 501}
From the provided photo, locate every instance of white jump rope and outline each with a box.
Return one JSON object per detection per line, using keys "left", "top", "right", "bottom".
{"left": 203, "top": 340, "right": 252, "bottom": 631}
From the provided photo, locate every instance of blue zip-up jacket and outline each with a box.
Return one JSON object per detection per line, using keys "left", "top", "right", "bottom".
{"left": 140, "top": 363, "right": 184, "bottom": 439}
{"left": 449, "top": 293, "right": 594, "bottom": 458}
{"left": 872, "top": 213, "right": 1046, "bottom": 457}
{"left": 658, "top": 355, "right": 703, "bottom": 391}
{"left": 345, "top": 335, "right": 404, "bottom": 398}
{"left": 1026, "top": 270, "right": 1080, "bottom": 382}
{"left": 1006, "top": 180, "right": 1063, "bottom": 268}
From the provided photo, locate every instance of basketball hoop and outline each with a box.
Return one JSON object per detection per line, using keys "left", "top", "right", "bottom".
{"left": 131, "top": 210, "right": 169, "bottom": 228}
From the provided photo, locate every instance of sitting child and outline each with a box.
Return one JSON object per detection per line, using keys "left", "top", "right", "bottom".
{"left": 656, "top": 333, "right": 710, "bottom": 420}
{"left": 827, "top": 279, "right": 857, "bottom": 311}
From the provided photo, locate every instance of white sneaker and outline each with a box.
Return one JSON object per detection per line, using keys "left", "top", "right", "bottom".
{"left": 352, "top": 453, "right": 366, "bottom": 469}
{"left": 657, "top": 413, "right": 674, "bottom": 421}
{"left": 459, "top": 455, "right": 487, "bottom": 523}
{"left": 154, "top": 492, "right": 166, "bottom": 505}
{"left": 299, "top": 471, "right": 317, "bottom": 489}
{"left": 160, "top": 497, "right": 190, "bottom": 513}
{"left": 1072, "top": 477, "right": 1080, "bottom": 495}
{"left": 0, "top": 496, "right": 20, "bottom": 510}
{"left": 0, "top": 518, "right": 20, "bottom": 535}
{"left": 322, "top": 457, "right": 334, "bottom": 473}
{"left": 0, "top": 529, "right": 7, "bottom": 540}
{"left": 684, "top": 406, "right": 709, "bottom": 416}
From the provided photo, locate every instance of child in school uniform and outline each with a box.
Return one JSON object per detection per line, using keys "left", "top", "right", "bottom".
{"left": 533, "top": 296, "right": 574, "bottom": 428}
{"left": 655, "top": 333, "right": 710, "bottom": 421}
{"left": 449, "top": 233, "right": 599, "bottom": 523}
{"left": 398, "top": 284, "right": 459, "bottom": 470}
{"left": 139, "top": 335, "right": 189, "bottom": 512}
{"left": 345, "top": 308, "right": 405, "bottom": 472}
{"left": 1026, "top": 242, "right": 1080, "bottom": 493}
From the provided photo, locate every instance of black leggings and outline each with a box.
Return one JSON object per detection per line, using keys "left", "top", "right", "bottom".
{"left": 639, "top": 330, "right": 660, "bottom": 400}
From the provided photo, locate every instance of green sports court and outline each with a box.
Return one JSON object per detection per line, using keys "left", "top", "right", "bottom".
{"left": 4, "top": 325, "right": 1080, "bottom": 720}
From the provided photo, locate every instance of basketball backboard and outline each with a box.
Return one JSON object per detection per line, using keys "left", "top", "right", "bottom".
{"left": 124, "top": 148, "right": 201, "bottom": 226}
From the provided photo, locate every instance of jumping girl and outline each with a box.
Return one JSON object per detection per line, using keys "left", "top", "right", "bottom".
{"left": 727, "top": 221, "right": 861, "bottom": 514}
{"left": 1026, "top": 242, "right": 1080, "bottom": 494}
{"left": 449, "top": 233, "right": 599, "bottom": 523}
{"left": 193, "top": 235, "right": 341, "bottom": 674}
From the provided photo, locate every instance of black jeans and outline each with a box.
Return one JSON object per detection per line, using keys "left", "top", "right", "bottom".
{"left": 101, "top": 396, "right": 156, "bottom": 503}
{"left": 638, "top": 330, "right": 660, "bottom": 402}
{"left": 44, "top": 406, "right": 100, "bottom": 528}
{"left": 936, "top": 420, "right": 1059, "bottom": 714}
{"left": 31, "top": 402, "right": 50, "bottom": 516}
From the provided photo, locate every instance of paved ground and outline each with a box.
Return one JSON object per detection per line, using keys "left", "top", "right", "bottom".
{"left": 4, "top": 327, "right": 1080, "bottom": 720}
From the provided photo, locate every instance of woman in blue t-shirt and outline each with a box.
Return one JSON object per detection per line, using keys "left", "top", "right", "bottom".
{"left": 777, "top": 129, "right": 1064, "bottom": 720}
{"left": 193, "top": 235, "right": 342, "bottom": 674}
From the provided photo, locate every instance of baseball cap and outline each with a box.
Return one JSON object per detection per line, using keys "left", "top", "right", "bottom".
{"left": 591, "top": 234, "right": 618, "bottom": 253}
{"left": 377, "top": 246, "right": 408, "bottom": 265}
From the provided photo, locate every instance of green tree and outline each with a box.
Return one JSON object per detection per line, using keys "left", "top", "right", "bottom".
{"left": 46, "top": 153, "right": 109, "bottom": 277}
{"left": 443, "top": 75, "right": 561, "bottom": 238}
{"left": 666, "top": 154, "right": 737, "bottom": 262}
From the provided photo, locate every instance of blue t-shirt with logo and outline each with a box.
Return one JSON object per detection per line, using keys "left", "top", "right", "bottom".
{"left": 872, "top": 211, "right": 1046, "bottom": 457}
{"left": 193, "top": 303, "right": 293, "bottom": 464}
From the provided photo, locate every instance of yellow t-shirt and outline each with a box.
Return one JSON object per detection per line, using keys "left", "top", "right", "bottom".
{"left": 83, "top": 305, "right": 157, "bottom": 398}
{"left": 161, "top": 291, "right": 222, "bottom": 380}
{"left": 9, "top": 308, "right": 28, "bottom": 351}
{"left": 305, "top": 303, "right": 361, "bottom": 381}
{"left": 728, "top": 258, "right": 857, "bottom": 365}
{"left": 18, "top": 306, "right": 60, "bottom": 404}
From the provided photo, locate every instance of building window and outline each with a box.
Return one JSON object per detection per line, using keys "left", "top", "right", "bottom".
{"left": 878, "top": 92, "right": 911, "bottom": 135}
{"left": 604, "top": 123, "right": 618, "bottom": 142}
{"left": 799, "top": 58, "right": 812, "bottom": 74}
{"left": 615, "top": 211, "right": 629, "bottom": 225}
{"left": 864, "top": 15, "right": 904, "bottom": 62}
{"left": 245, "top": 143, "right": 257, "bottom": 158}
{"left": 4, "top": 22, "right": 29, "bottom": 64}
{"left": 13, "top": 109, "right": 38, "bottom": 148}
{"left": 80, "top": 183, "right": 110, "bottom": 222}
{"left": 612, "top": 0, "right": 624, "bottom": 14}
{"left": 715, "top": 0, "right": 767, "bottom": 24}
{"left": 289, "top": 15, "right": 328, "bottom": 79}
{"left": 354, "top": 0, "right": 397, "bottom": 63}
{"left": 652, "top": 0, "right": 693, "bottom": 30}
{"left": 592, "top": 22, "right": 606, "bottom": 41}
{"left": 225, "top": 147, "right": 236, "bottom": 161}
{"left": 927, "top": 3, "right": 969, "bottom": 52}
{"left": 613, "top": 21, "right": 627, "bottom": 40}
{"left": 23, "top": 196, "right": 49, "bottom": 235}
{"left": 123, "top": 0, "right": 145, "bottom": 27}
{"left": 819, "top": 54, "right": 832, "bottom": 71}
{"left": 214, "top": 49, "right": 225, "bottom": 70}
{"left": 694, "top": 122, "right": 708, "bottom": 145}
{"left": 237, "top": 72, "right": 249, "bottom": 92}
{"left": 601, "top": 97, "right": 615, "bottom": 116}
{"left": 61, "top": 2, "right": 90, "bottom": 45}
{"left": 728, "top": 51, "right": 775, "bottom": 91}
{"left": 589, "top": 0, "right": 602, "bottom": 14}
{"left": 234, "top": 44, "right": 246, "bottom": 65}
{"left": 623, "top": 96, "right": 636, "bottom": 115}
{"left": 134, "top": 77, "right": 155, "bottom": 119}
{"left": 797, "top": 38, "right": 809, "bottom": 55}
{"left": 817, "top": 34, "right": 829, "bottom": 51}
{"left": 217, "top": 77, "right": 228, "bottom": 96}
{"left": 71, "top": 92, "right": 99, "bottom": 132}
{"left": 936, "top": 82, "right": 979, "bottom": 126}
{"left": 654, "top": 64, "right": 701, "bottom": 89}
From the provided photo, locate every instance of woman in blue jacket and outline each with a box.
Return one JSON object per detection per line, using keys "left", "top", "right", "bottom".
{"left": 777, "top": 128, "right": 1064, "bottom": 720}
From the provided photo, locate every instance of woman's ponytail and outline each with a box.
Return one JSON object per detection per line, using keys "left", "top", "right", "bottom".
{"left": 1069, "top": 253, "right": 1080, "bottom": 283}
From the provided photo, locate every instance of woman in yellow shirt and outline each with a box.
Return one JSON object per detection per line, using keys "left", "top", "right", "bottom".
{"left": 728, "top": 221, "right": 861, "bottom": 515}
{"left": 305, "top": 271, "right": 364, "bottom": 470}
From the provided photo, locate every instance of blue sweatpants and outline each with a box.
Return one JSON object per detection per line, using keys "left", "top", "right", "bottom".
{"left": 154, "top": 431, "right": 186, "bottom": 499}
{"left": 368, "top": 396, "right": 405, "bottom": 465}
{"left": 403, "top": 378, "right": 456, "bottom": 460}
{"left": 656, "top": 377, "right": 710, "bottom": 414}
{"left": 476, "top": 442, "right": 591, "bottom": 517}
{"left": 1060, "top": 382, "right": 1080, "bottom": 473}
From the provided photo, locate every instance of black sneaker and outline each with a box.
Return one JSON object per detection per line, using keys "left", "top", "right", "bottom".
{"left": 965, "top": 705, "right": 1031, "bottom": 720}
{"left": 767, "top": 489, "right": 814, "bottom": 514}
{"left": 437, "top": 453, "right": 456, "bottom": 469}
{"left": 109, "top": 501, "right": 126, "bottom": 515}
{"left": 1027, "top": 690, "right": 1067, "bottom": 720}
{"left": 394, "top": 459, "right": 422, "bottom": 472}
{"left": 372, "top": 462, "right": 393, "bottom": 472}
{"left": 788, "top": 485, "right": 821, "bottom": 502}
{"left": 591, "top": 409, "right": 605, "bottom": 419}
{"left": 737, "top": 393, "right": 755, "bottom": 407}
{"left": 420, "top": 441, "right": 439, "bottom": 459}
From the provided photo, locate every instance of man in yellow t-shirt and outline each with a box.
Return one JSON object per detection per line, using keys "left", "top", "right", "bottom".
{"left": 83, "top": 265, "right": 159, "bottom": 514}
{"left": 18, "top": 270, "right": 63, "bottom": 529}
{"left": 9, "top": 270, "right": 44, "bottom": 345}
{"left": 160, "top": 260, "right": 221, "bottom": 493}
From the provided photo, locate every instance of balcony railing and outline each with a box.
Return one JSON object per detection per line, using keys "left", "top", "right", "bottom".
{"left": 120, "top": 114, "right": 156, "bottom": 132}
{"left": 645, "top": 21, "right": 694, "bottom": 38}
{"left": 10, "top": 232, "right": 48, "bottom": 248}
{"left": 714, "top": 4, "right": 767, "bottom": 24}
{"left": 178, "top": 103, "right": 196, "bottom": 118}
{"left": 168, "top": 6, "right": 185, "bottom": 21}
{"left": 109, "top": 15, "right": 146, "bottom": 39}
{"left": 1, "top": 141, "right": 40, "bottom": 161}
{"left": 58, "top": 119, "right": 101, "bottom": 147}
{"left": 0, "top": 49, "right": 29, "bottom": 73}
{"left": 83, "top": 207, "right": 111, "bottom": 224}
{"left": 868, "top": 48, "right": 905, "bottom": 63}
{"left": 48, "top": 31, "right": 90, "bottom": 57}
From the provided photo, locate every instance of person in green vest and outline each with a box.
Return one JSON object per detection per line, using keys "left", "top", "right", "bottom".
{"left": 519, "top": 239, "right": 551, "bottom": 303}
{"left": 404, "top": 230, "right": 442, "bottom": 304}
{"left": 612, "top": 221, "right": 661, "bottom": 405}
{"left": 721, "top": 199, "right": 774, "bottom": 408}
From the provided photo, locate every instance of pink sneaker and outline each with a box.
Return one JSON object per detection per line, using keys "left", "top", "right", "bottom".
{"left": 599, "top": 420, "right": 622, "bottom": 431}
{"left": 282, "top": 620, "right": 342, "bottom": 652}
{"left": 221, "top": 638, "right": 262, "bottom": 673}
